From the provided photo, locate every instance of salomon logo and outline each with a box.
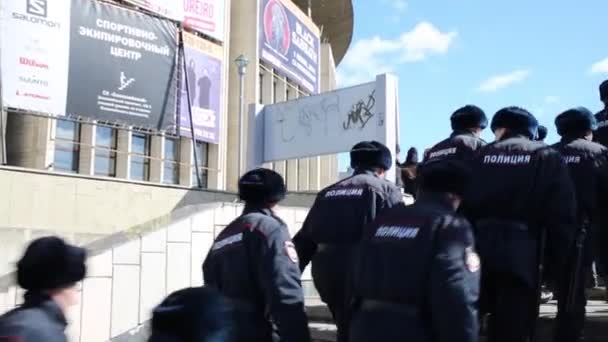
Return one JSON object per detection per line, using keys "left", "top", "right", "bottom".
{"left": 27, "top": 0, "right": 47, "bottom": 17}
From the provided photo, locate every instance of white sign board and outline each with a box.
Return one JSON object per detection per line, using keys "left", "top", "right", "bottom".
{"left": 123, "top": 0, "right": 183, "bottom": 21}
{"left": 247, "top": 74, "right": 399, "bottom": 182}
{"left": 1, "top": 0, "right": 72, "bottom": 115}
{"left": 183, "top": 0, "right": 225, "bottom": 42}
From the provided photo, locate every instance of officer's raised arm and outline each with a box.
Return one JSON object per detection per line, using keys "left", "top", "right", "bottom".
{"left": 429, "top": 217, "right": 480, "bottom": 342}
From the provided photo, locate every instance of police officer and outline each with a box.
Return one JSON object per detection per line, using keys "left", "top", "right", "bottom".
{"left": 293, "top": 141, "right": 403, "bottom": 342}
{"left": 594, "top": 80, "right": 608, "bottom": 147}
{"left": 536, "top": 125, "right": 548, "bottom": 142}
{"left": 465, "top": 107, "right": 577, "bottom": 342}
{"left": 551, "top": 107, "right": 608, "bottom": 342}
{"left": 202, "top": 168, "right": 310, "bottom": 342}
{"left": 349, "top": 160, "right": 480, "bottom": 342}
{"left": 424, "top": 105, "right": 487, "bottom": 164}
{"left": 0, "top": 236, "right": 87, "bottom": 342}
{"left": 149, "top": 286, "right": 237, "bottom": 342}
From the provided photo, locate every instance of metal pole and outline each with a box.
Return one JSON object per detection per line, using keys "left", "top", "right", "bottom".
{"left": 238, "top": 72, "right": 245, "bottom": 177}
{"left": 179, "top": 28, "right": 202, "bottom": 188}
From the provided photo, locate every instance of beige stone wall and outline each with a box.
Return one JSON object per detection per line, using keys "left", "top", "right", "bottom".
{"left": 0, "top": 167, "right": 316, "bottom": 273}
{"left": 0, "top": 202, "right": 313, "bottom": 342}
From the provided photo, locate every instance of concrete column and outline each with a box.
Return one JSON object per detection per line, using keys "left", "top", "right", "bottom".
{"left": 215, "top": 0, "right": 231, "bottom": 191}
{"left": 115, "top": 126, "right": 132, "bottom": 179}
{"left": 0, "top": 109, "right": 6, "bottom": 165}
{"left": 308, "top": 155, "right": 321, "bottom": 191}
{"left": 273, "top": 75, "right": 287, "bottom": 179}
{"left": 78, "top": 121, "right": 96, "bottom": 176}
{"left": 37, "top": 117, "right": 54, "bottom": 170}
{"left": 260, "top": 67, "right": 274, "bottom": 170}
{"left": 329, "top": 154, "right": 338, "bottom": 184}
{"left": 286, "top": 83, "right": 299, "bottom": 191}
{"left": 207, "top": 143, "right": 220, "bottom": 190}
{"left": 226, "top": 0, "right": 259, "bottom": 192}
{"left": 319, "top": 155, "right": 332, "bottom": 188}
{"left": 179, "top": 137, "right": 194, "bottom": 187}
{"left": 149, "top": 133, "right": 164, "bottom": 183}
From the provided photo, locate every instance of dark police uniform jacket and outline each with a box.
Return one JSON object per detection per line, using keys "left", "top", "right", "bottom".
{"left": 0, "top": 293, "right": 68, "bottom": 342}
{"left": 594, "top": 110, "right": 608, "bottom": 148}
{"left": 350, "top": 194, "right": 480, "bottom": 342}
{"left": 202, "top": 206, "right": 310, "bottom": 342}
{"left": 423, "top": 131, "right": 486, "bottom": 165}
{"left": 293, "top": 170, "right": 403, "bottom": 271}
{"left": 465, "top": 134, "right": 578, "bottom": 288}
{"left": 552, "top": 138, "right": 608, "bottom": 267}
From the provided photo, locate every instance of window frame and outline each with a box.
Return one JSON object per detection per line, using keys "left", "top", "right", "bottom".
{"left": 191, "top": 140, "right": 209, "bottom": 188}
{"left": 163, "top": 136, "right": 180, "bottom": 185}
{"left": 94, "top": 125, "right": 118, "bottom": 177}
{"left": 53, "top": 119, "right": 81, "bottom": 173}
{"left": 130, "top": 132, "right": 151, "bottom": 181}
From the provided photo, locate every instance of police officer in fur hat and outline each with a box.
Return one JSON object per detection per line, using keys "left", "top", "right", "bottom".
{"left": 424, "top": 105, "right": 488, "bottom": 165}
{"left": 293, "top": 141, "right": 403, "bottom": 342}
{"left": 149, "top": 286, "right": 237, "bottom": 342}
{"left": 551, "top": 107, "right": 608, "bottom": 342}
{"left": 349, "top": 160, "right": 480, "bottom": 342}
{"left": 536, "top": 125, "right": 548, "bottom": 142}
{"left": 594, "top": 80, "right": 608, "bottom": 147}
{"left": 0, "top": 236, "right": 87, "bottom": 342}
{"left": 465, "top": 107, "right": 577, "bottom": 342}
{"left": 203, "top": 168, "right": 310, "bottom": 342}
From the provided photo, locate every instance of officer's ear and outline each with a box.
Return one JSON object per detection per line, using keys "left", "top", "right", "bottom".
{"left": 446, "top": 193, "right": 462, "bottom": 210}
{"left": 494, "top": 128, "right": 507, "bottom": 141}
{"left": 374, "top": 168, "right": 386, "bottom": 179}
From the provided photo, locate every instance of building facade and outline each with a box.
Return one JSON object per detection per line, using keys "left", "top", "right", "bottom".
{"left": 0, "top": 0, "right": 353, "bottom": 193}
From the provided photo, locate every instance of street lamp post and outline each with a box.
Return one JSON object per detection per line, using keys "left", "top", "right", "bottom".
{"left": 234, "top": 54, "right": 249, "bottom": 178}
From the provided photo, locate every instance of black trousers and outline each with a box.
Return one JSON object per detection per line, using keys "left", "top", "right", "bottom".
{"left": 480, "top": 270, "right": 538, "bottom": 342}
{"left": 553, "top": 263, "right": 592, "bottom": 342}
{"left": 311, "top": 246, "right": 354, "bottom": 342}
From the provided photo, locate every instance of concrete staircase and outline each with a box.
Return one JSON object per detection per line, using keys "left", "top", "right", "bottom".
{"left": 305, "top": 297, "right": 608, "bottom": 342}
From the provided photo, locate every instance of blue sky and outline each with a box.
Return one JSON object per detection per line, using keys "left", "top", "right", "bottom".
{"left": 336, "top": 0, "right": 608, "bottom": 170}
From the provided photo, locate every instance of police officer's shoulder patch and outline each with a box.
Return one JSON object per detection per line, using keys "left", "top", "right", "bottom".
{"left": 465, "top": 247, "right": 480, "bottom": 273}
{"left": 284, "top": 241, "right": 299, "bottom": 263}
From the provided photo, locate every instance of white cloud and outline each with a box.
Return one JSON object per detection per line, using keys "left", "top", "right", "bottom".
{"left": 392, "top": 0, "right": 408, "bottom": 11}
{"left": 590, "top": 58, "right": 608, "bottom": 74}
{"left": 337, "top": 22, "right": 457, "bottom": 86}
{"left": 544, "top": 95, "right": 559, "bottom": 104}
{"left": 382, "top": 0, "right": 408, "bottom": 12}
{"left": 477, "top": 69, "right": 530, "bottom": 93}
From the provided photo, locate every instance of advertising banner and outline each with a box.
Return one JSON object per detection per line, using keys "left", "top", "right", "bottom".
{"left": 179, "top": 32, "right": 222, "bottom": 144}
{"left": 1, "top": 0, "right": 72, "bottom": 115}
{"left": 122, "top": 0, "right": 182, "bottom": 21}
{"left": 183, "top": 0, "right": 225, "bottom": 42}
{"left": 259, "top": 0, "right": 320, "bottom": 94}
{"left": 66, "top": 0, "right": 178, "bottom": 130}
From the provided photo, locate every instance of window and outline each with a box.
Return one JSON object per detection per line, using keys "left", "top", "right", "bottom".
{"left": 131, "top": 132, "right": 150, "bottom": 181}
{"left": 95, "top": 126, "right": 117, "bottom": 177}
{"left": 54, "top": 119, "right": 80, "bottom": 173}
{"left": 163, "top": 137, "right": 179, "bottom": 184}
{"left": 273, "top": 80, "right": 277, "bottom": 103}
{"left": 286, "top": 86, "right": 291, "bottom": 100}
{"left": 191, "top": 141, "right": 209, "bottom": 188}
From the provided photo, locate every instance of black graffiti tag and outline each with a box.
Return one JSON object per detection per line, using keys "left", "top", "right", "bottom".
{"left": 343, "top": 90, "right": 376, "bottom": 130}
